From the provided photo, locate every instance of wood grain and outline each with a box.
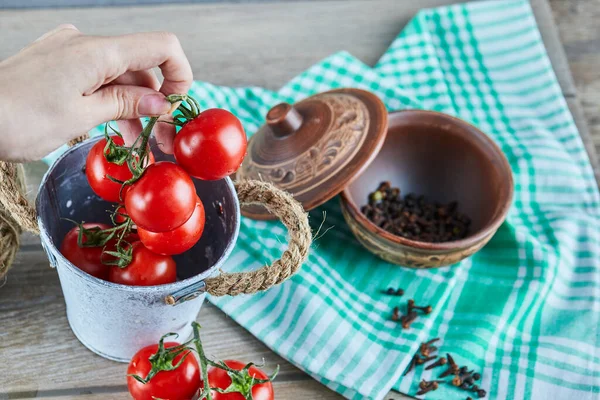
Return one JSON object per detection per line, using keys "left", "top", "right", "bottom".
{"left": 549, "top": 0, "right": 600, "bottom": 168}
{"left": 0, "top": 0, "right": 595, "bottom": 399}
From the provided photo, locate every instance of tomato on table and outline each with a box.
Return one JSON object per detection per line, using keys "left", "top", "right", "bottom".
{"left": 124, "top": 161, "right": 196, "bottom": 233}
{"left": 108, "top": 241, "right": 177, "bottom": 286}
{"left": 138, "top": 196, "right": 205, "bottom": 255}
{"left": 127, "top": 342, "right": 201, "bottom": 400}
{"left": 86, "top": 136, "right": 154, "bottom": 203}
{"left": 174, "top": 108, "right": 247, "bottom": 181}
{"left": 208, "top": 360, "right": 274, "bottom": 400}
{"left": 60, "top": 223, "right": 113, "bottom": 280}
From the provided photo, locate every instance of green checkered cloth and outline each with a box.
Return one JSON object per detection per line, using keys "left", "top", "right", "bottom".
{"left": 48, "top": 0, "right": 600, "bottom": 398}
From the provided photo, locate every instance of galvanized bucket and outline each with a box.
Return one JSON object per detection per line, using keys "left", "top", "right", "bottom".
{"left": 28, "top": 136, "right": 310, "bottom": 362}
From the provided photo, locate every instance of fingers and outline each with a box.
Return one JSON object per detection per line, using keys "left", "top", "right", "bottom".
{"left": 84, "top": 32, "right": 192, "bottom": 151}
{"left": 111, "top": 69, "right": 161, "bottom": 91}
{"left": 113, "top": 69, "right": 176, "bottom": 151}
{"left": 111, "top": 70, "right": 161, "bottom": 144}
{"left": 116, "top": 119, "right": 143, "bottom": 146}
{"left": 86, "top": 84, "right": 172, "bottom": 123}
{"left": 101, "top": 32, "right": 193, "bottom": 96}
{"left": 154, "top": 116, "right": 176, "bottom": 154}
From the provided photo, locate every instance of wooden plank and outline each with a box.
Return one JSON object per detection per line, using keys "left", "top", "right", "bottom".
{"left": 530, "top": 0, "right": 577, "bottom": 97}
{"left": 549, "top": 0, "right": 600, "bottom": 173}
{"left": 0, "top": 0, "right": 333, "bottom": 9}
{"left": 0, "top": 0, "right": 578, "bottom": 96}
{"left": 0, "top": 252, "right": 308, "bottom": 386}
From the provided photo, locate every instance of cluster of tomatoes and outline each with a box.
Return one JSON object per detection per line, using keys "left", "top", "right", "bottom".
{"left": 127, "top": 322, "right": 275, "bottom": 400}
{"left": 60, "top": 101, "right": 247, "bottom": 286}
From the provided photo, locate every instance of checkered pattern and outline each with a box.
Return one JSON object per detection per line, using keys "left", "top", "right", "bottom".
{"left": 49, "top": 1, "right": 600, "bottom": 398}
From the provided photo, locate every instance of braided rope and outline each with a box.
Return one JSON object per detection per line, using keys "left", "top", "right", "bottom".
{"left": 0, "top": 163, "right": 26, "bottom": 279}
{"left": 205, "top": 180, "right": 311, "bottom": 296}
{"left": 0, "top": 162, "right": 39, "bottom": 235}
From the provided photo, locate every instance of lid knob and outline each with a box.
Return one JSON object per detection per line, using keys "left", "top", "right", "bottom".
{"left": 266, "top": 103, "right": 303, "bottom": 138}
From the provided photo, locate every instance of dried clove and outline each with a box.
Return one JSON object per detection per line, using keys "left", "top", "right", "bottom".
{"left": 416, "top": 381, "right": 439, "bottom": 395}
{"left": 391, "top": 306, "right": 400, "bottom": 321}
{"left": 472, "top": 372, "right": 481, "bottom": 381}
{"left": 420, "top": 344, "right": 437, "bottom": 357}
{"left": 400, "top": 311, "right": 418, "bottom": 329}
{"left": 476, "top": 389, "right": 487, "bottom": 398}
{"left": 415, "top": 355, "right": 436, "bottom": 365}
{"left": 462, "top": 370, "right": 477, "bottom": 386}
{"left": 447, "top": 354, "right": 458, "bottom": 369}
{"left": 452, "top": 375, "right": 463, "bottom": 387}
{"left": 402, "top": 354, "right": 418, "bottom": 376}
{"left": 423, "top": 337, "right": 440, "bottom": 346}
{"left": 439, "top": 353, "right": 460, "bottom": 377}
{"left": 419, "top": 379, "right": 445, "bottom": 389}
{"left": 407, "top": 299, "right": 432, "bottom": 314}
{"left": 425, "top": 357, "right": 447, "bottom": 370}
{"left": 419, "top": 338, "right": 439, "bottom": 356}
{"left": 453, "top": 370, "right": 476, "bottom": 386}
{"left": 383, "top": 287, "right": 404, "bottom": 296}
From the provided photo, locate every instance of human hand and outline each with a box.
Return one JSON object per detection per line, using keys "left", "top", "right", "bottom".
{"left": 0, "top": 25, "right": 193, "bottom": 162}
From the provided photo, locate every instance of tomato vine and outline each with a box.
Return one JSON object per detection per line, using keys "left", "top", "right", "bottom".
{"left": 72, "top": 94, "right": 201, "bottom": 268}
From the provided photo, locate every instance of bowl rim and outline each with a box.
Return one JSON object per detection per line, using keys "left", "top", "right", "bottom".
{"left": 340, "top": 109, "right": 514, "bottom": 251}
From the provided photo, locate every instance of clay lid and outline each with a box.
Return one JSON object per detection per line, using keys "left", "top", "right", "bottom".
{"left": 236, "top": 88, "right": 388, "bottom": 220}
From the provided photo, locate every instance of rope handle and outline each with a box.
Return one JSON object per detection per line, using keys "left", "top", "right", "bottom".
{"left": 205, "top": 180, "right": 311, "bottom": 296}
{"left": 0, "top": 138, "right": 311, "bottom": 296}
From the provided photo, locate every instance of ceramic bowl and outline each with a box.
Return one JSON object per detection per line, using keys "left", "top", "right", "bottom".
{"left": 340, "top": 110, "right": 513, "bottom": 268}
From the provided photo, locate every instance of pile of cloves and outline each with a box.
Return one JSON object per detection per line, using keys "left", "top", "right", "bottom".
{"left": 403, "top": 338, "right": 443, "bottom": 395}
{"left": 361, "top": 181, "right": 471, "bottom": 243}
{"left": 402, "top": 338, "right": 487, "bottom": 398}
{"left": 384, "top": 288, "right": 432, "bottom": 329}
{"left": 440, "top": 354, "right": 486, "bottom": 398}
{"left": 389, "top": 296, "right": 432, "bottom": 330}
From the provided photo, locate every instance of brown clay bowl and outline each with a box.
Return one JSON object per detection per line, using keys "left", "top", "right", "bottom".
{"left": 340, "top": 110, "right": 513, "bottom": 268}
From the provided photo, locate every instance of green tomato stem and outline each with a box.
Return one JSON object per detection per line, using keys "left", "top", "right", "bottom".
{"left": 192, "top": 322, "right": 214, "bottom": 400}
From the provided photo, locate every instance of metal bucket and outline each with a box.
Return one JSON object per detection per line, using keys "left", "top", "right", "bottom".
{"left": 36, "top": 137, "right": 240, "bottom": 362}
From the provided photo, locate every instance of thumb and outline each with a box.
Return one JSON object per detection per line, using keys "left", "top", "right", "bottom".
{"left": 86, "top": 85, "right": 172, "bottom": 122}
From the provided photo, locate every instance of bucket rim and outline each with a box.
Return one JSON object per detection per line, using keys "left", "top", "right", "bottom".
{"left": 36, "top": 136, "right": 241, "bottom": 294}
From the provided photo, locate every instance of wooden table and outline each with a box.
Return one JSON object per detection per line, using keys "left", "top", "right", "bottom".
{"left": 1, "top": 1, "right": 597, "bottom": 399}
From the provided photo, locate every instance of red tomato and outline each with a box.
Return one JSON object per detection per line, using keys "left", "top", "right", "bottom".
{"left": 124, "top": 162, "right": 196, "bottom": 232}
{"left": 115, "top": 205, "right": 128, "bottom": 224}
{"left": 60, "top": 223, "right": 113, "bottom": 280}
{"left": 138, "top": 197, "right": 205, "bottom": 255}
{"left": 109, "top": 241, "right": 177, "bottom": 286}
{"left": 124, "top": 231, "right": 140, "bottom": 243}
{"left": 208, "top": 360, "right": 274, "bottom": 400}
{"left": 174, "top": 109, "right": 247, "bottom": 181}
{"left": 86, "top": 136, "right": 154, "bottom": 203}
{"left": 127, "top": 342, "right": 201, "bottom": 400}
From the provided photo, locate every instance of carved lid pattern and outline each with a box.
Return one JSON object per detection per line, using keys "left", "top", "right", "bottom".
{"left": 236, "top": 88, "right": 387, "bottom": 220}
